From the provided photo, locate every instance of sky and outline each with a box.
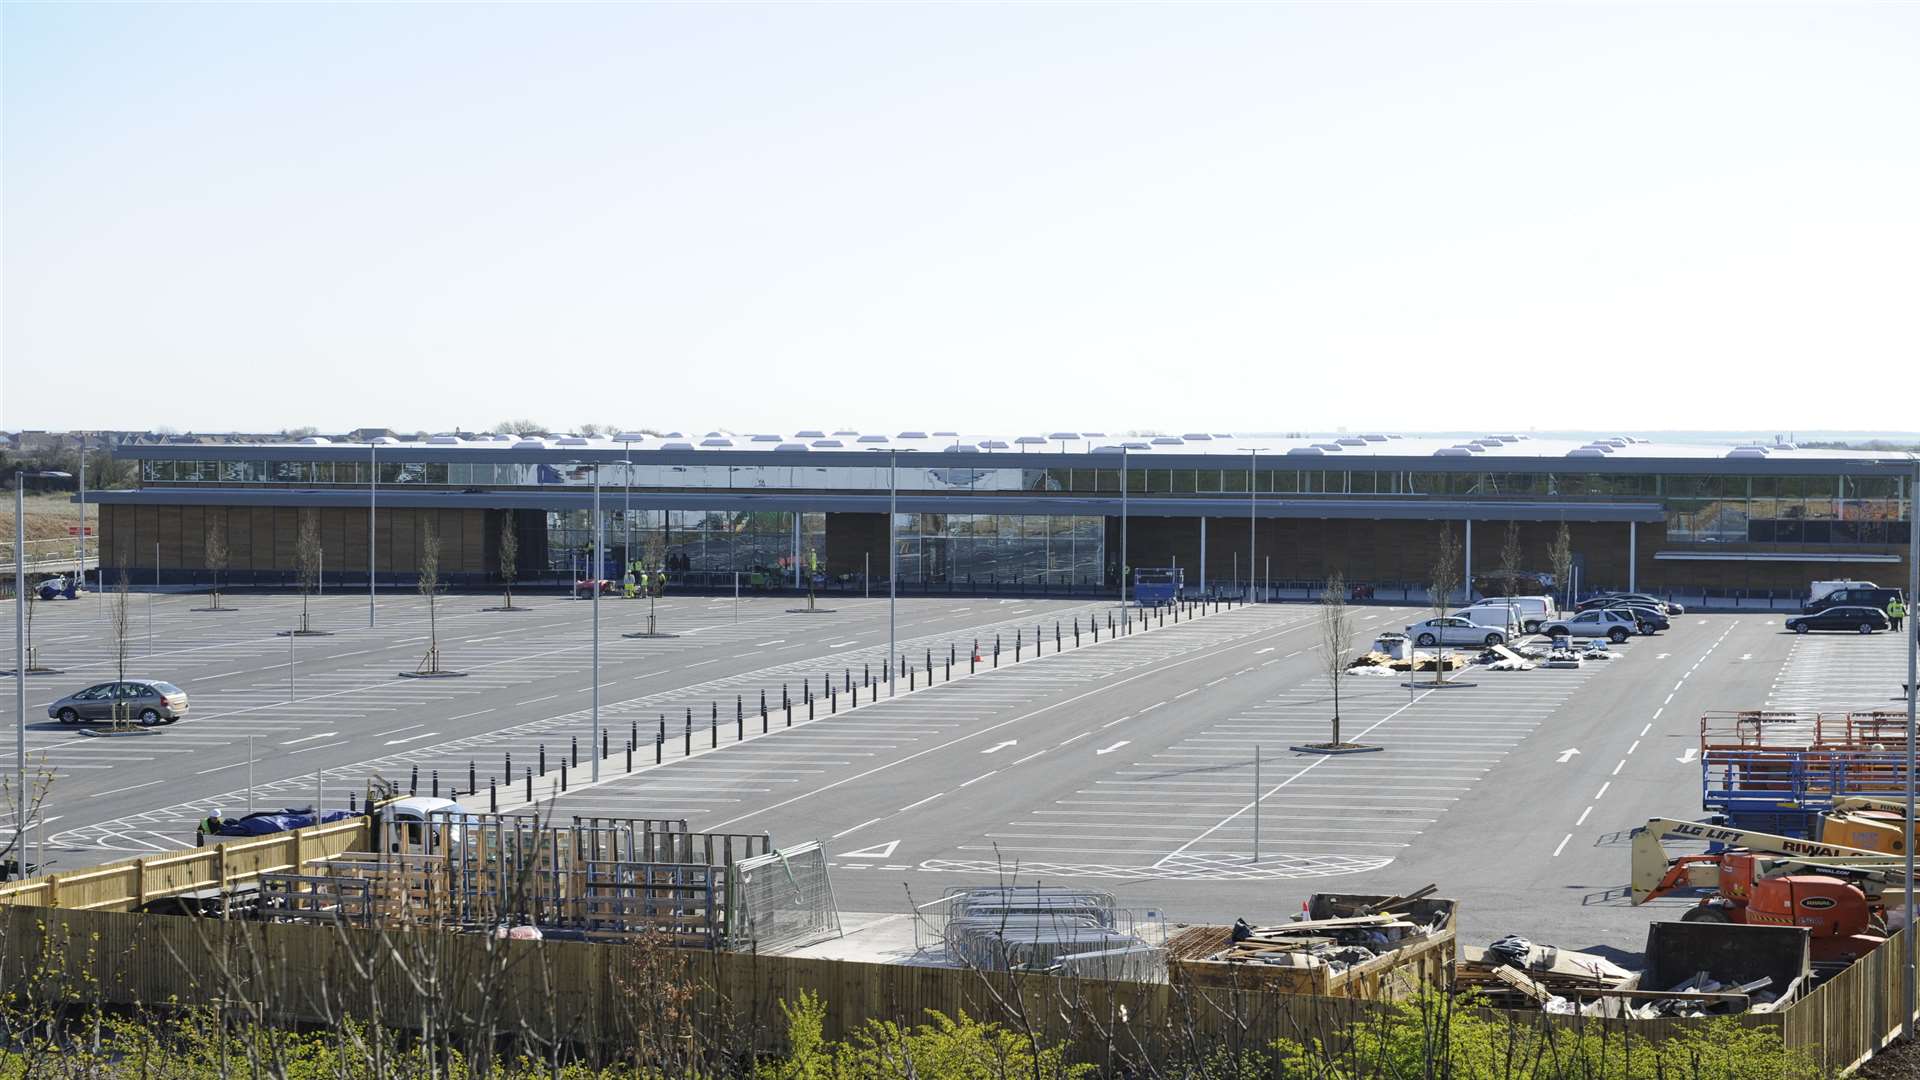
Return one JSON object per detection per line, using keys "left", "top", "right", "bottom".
{"left": 3, "top": 3, "right": 1917, "bottom": 437}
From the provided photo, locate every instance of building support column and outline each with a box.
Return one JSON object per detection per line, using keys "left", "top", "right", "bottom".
{"left": 1464, "top": 519, "right": 1473, "bottom": 605}
{"left": 1200, "top": 517, "right": 1207, "bottom": 594}
{"left": 1629, "top": 521, "right": 1638, "bottom": 592}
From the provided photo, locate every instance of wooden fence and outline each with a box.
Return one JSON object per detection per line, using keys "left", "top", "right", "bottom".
{"left": 0, "top": 817, "right": 369, "bottom": 911}
{"left": 0, "top": 904, "right": 1821, "bottom": 1073}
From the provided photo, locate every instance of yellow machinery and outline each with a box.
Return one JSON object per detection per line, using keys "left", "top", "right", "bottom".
{"left": 1630, "top": 817, "right": 1906, "bottom": 905}
{"left": 1818, "top": 797, "right": 1920, "bottom": 855}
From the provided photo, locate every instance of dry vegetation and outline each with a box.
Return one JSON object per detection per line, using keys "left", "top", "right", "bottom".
{"left": 0, "top": 493, "right": 97, "bottom": 545}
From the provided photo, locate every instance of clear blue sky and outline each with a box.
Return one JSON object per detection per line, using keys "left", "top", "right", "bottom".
{"left": 4, "top": 3, "right": 1916, "bottom": 435}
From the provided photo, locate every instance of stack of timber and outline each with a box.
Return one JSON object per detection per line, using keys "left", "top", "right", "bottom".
{"left": 1168, "top": 889, "right": 1456, "bottom": 999}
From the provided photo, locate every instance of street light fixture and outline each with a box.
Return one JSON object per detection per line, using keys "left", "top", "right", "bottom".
{"left": 1241, "top": 447, "right": 1261, "bottom": 602}
{"left": 1874, "top": 453, "right": 1920, "bottom": 1033}
{"left": 13, "top": 469, "right": 71, "bottom": 876}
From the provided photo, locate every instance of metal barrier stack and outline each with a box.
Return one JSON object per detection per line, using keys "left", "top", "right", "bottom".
{"left": 725, "top": 841, "right": 842, "bottom": 953}
{"left": 258, "top": 813, "right": 774, "bottom": 949}
{"left": 1701, "top": 710, "right": 1919, "bottom": 836}
{"left": 919, "top": 885, "right": 1166, "bottom": 982}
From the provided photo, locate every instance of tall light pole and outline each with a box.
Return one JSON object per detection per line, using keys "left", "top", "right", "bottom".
{"left": 368, "top": 443, "right": 377, "bottom": 627}
{"left": 1902, "top": 453, "right": 1919, "bottom": 1034}
{"left": 1878, "top": 453, "right": 1920, "bottom": 1034}
{"left": 1242, "top": 447, "right": 1260, "bottom": 602}
{"left": 14, "top": 469, "right": 70, "bottom": 875}
{"left": 1120, "top": 446, "right": 1129, "bottom": 607}
{"left": 889, "top": 449, "right": 897, "bottom": 696}
{"left": 591, "top": 462, "right": 603, "bottom": 781}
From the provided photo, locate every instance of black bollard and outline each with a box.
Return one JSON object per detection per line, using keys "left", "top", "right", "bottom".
{"left": 560, "top": 761, "right": 567, "bottom": 792}
{"left": 469, "top": 761, "right": 476, "bottom": 795}
{"left": 570, "top": 736, "right": 578, "bottom": 767}
{"left": 656, "top": 731, "right": 663, "bottom": 764}
{"left": 506, "top": 752, "right": 513, "bottom": 782}
{"left": 782, "top": 684, "right": 789, "bottom": 709}
{"left": 602, "top": 730, "right": 608, "bottom": 760}
{"left": 626, "top": 743, "right": 632, "bottom": 772}
{"left": 525, "top": 766, "right": 533, "bottom": 802}
{"left": 831, "top": 688, "right": 837, "bottom": 714}
{"left": 489, "top": 781, "right": 497, "bottom": 813}
{"left": 710, "top": 716, "right": 717, "bottom": 748}
{"left": 864, "top": 662, "right": 870, "bottom": 688}
{"left": 684, "top": 711, "right": 692, "bottom": 755}
{"left": 786, "top": 701, "right": 792, "bottom": 726}
{"left": 410, "top": 765, "right": 418, "bottom": 795}
{"left": 432, "top": 770, "right": 439, "bottom": 797}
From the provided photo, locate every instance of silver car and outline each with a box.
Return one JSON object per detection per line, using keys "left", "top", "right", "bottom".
{"left": 47, "top": 680, "right": 189, "bottom": 726}
{"left": 1406, "top": 617, "right": 1507, "bottom": 647}
{"left": 1541, "top": 609, "right": 1638, "bottom": 644}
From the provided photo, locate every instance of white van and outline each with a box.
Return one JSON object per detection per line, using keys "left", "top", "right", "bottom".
{"left": 1458, "top": 597, "right": 1556, "bottom": 634}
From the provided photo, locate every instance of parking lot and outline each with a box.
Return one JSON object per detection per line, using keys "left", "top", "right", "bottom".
{"left": 6, "top": 588, "right": 1915, "bottom": 957}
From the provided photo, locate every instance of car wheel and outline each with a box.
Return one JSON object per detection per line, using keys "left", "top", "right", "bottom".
{"left": 1609, "top": 628, "right": 1629, "bottom": 643}
{"left": 1792, "top": 623, "right": 1808, "bottom": 634}
{"left": 1415, "top": 633, "right": 1437, "bottom": 646}
{"left": 1860, "top": 623, "right": 1874, "bottom": 635}
{"left": 1524, "top": 621, "right": 1541, "bottom": 633}
{"left": 138, "top": 709, "right": 162, "bottom": 726}
{"left": 57, "top": 707, "right": 78, "bottom": 724}
{"left": 1484, "top": 633, "right": 1503, "bottom": 646}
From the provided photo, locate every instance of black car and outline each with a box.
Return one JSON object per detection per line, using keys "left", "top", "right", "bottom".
{"left": 1785, "top": 606, "right": 1891, "bottom": 635}
{"left": 1803, "top": 587, "right": 1905, "bottom": 615}
{"left": 1603, "top": 603, "right": 1670, "bottom": 633}
{"left": 1577, "top": 592, "right": 1685, "bottom": 616}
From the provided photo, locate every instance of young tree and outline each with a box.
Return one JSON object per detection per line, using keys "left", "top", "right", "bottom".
{"left": 22, "top": 583, "right": 40, "bottom": 672}
{"left": 111, "top": 571, "right": 132, "bottom": 682}
{"left": 204, "top": 513, "right": 229, "bottom": 610}
{"left": 498, "top": 515, "right": 519, "bottom": 610}
{"left": 643, "top": 529, "right": 667, "bottom": 634}
{"left": 1427, "top": 525, "right": 1463, "bottom": 684}
{"left": 1320, "top": 573, "right": 1356, "bottom": 748}
{"left": 1549, "top": 521, "right": 1575, "bottom": 610}
{"left": 294, "top": 509, "right": 322, "bottom": 633}
{"left": 417, "top": 521, "right": 443, "bottom": 674}
{"left": 1497, "top": 520, "right": 1525, "bottom": 634}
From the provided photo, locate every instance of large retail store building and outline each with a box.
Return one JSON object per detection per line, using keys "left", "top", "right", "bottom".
{"left": 95, "top": 431, "right": 1915, "bottom": 600}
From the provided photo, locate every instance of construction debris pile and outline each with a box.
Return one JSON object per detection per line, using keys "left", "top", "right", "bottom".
{"left": 1456, "top": 922, "right": 1809, "bottom": 1018}
{"left": 1169, "top": 889, "right": 1458, "bottom": 999}
{"left": 1348, "top": 635, "right": 1472, "bottom": 674}
{"left": 1480, "top": 643, "right": 1544, "bottom": 671}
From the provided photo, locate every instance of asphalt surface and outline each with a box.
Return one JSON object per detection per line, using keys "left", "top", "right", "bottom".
{"left": 3, "top": 589, "right": 1109, "bottom": 855}
{"left": 9, "top": 590, "right": 1915, "bottom": 964}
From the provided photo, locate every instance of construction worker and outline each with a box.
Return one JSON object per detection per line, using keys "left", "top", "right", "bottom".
{"left": 653, "top": 569, "right": 667, "bottom": 596}
{"left": 622, "top": 570, "right": 637, "bottom": 599}
{"left": 1890, "top": 597, "right": 1907, "bottom": 632}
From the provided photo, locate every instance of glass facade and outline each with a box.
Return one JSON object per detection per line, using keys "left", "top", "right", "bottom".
{"left": 892, "top": 513, "right": 1104, "bottom": 587}
{"left": 546, "top": 509, "right": 825, "bottom": 577}
{"left": 136, "top": 457, "right": 1913, "bottom": 548}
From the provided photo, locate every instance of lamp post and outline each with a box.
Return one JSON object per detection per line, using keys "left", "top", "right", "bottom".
{"left": 1121, "top": 446, "right": 1129, "bottom": 608}
{"left": 1876, "top": 453, "right": 1920, "bottom": 1034}
{"left": 889, "top": 449, "right": 897, "bottom": 696}
{"left": 591, "top": 463, "right": 603, "bottom": 780}
{"left": 368, "top": 443, "right": 377, "bottom": 627}
{"left": 1241, "top": 447, "right": 1260, "bottom": 602}
{"left": 14, "top": 469, "right": 70, "bottom": 874}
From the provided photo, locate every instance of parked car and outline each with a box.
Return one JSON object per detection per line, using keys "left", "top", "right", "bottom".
{"left": 1802, "top": 588, "right": 1904, "bottom": 615}
{"left": 1455, "top": 605, "right": 1525, "bottom": 634}
{"left": 1465, "top": 596, "right": 1556, "bottom": 632}
{"left": 1406, "top": 617, "right": 1507, "bottom": 647}
{"left": 1602, "top": 603, "right": 1670, "bottom": 633}
{"left": 1541, "top": 609, "right": 1639, "bottom": 644}
{"left": 1578, "top": 592, "right": 1685, "bottom": 615}
{"left": 47, "top": 679, "right": 189, "bottom": 726}
{"left": 1785, "top": 606, "right": 1891, "bottom": 635}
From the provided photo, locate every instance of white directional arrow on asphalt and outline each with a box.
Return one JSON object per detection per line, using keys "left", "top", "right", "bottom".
{"left": 1095, "top": 741, "right": 1131, "bottom": 755}
{"left": 282, "top": 732, "right": 338, "bottom": 746}
{"left": 385, "top": 732, "right": 439, "bottom": 745}
{"left": 1556, "top": 748, "right": 1581, "bottom": 764}
{"left": 1656, "top": 653, "right": 1671, "bottom": 660}
{"left": 981, "top": 740, "right": 1018, "bottom": 754}
{"left": 1678, "top": 748, "right": 1699, "bottom": 764}
{"left": 840, "top": 840, "right": 899, "bottom": 859}
{"left": 1739, "top": 654, "right": 1752, "bottom": 661}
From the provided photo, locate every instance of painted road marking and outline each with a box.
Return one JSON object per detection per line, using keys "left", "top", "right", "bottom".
{"left": 1556, "top": 748, "right": 1580, "bottom": 763}
{"left": 981, "top": 740, "right": 1018, "bottom": 754}
{"left": 384, "top": 733, "right": 439, "bottom": 745}
{"left": 281, "top": 732, "right": 338, "bottom": 746}
{"left": 1095, "top": 741, "right": 1131, "bottom": 755}
{"left": 1553, "top": 833, "right": 1572, "bottom": 857}
{"left": 840, "top": 840, "right": 900, "bottom": 859}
